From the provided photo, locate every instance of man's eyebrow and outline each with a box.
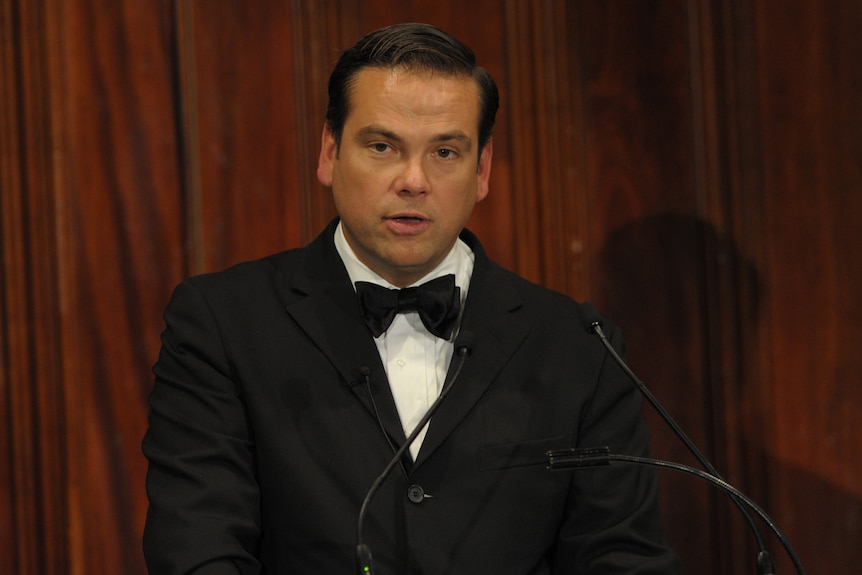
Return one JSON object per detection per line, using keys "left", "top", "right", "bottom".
{"left": 431, "top": 131, "right": 473, "bottom": 151}
{"left": 355, "top": 126, "right": 403, "bottom": 143}
{"left": 355, "top": 126, "right": 473, "bottom": 151}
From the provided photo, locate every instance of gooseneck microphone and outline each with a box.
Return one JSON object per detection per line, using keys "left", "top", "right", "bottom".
{"left": 578, "top": 302, "right": 804, "bottom": 575}
{"left": 546, "top": 448, "right": 806, "bottom": 575}
{"left": 355, "top": 330, "right": 475, "bottom": 575}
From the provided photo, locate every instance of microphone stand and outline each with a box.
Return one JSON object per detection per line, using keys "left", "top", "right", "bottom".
{"left": 547, "top": 447, "right": 807, "bottom": 575}
{"left": 583, "top": 304, "right": 779, "bottom": 574}
{"left": 355, "top": 333, "right": 474, "bottom": 575}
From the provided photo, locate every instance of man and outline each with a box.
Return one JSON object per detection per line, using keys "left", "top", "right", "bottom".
{"left": 143, "top": 22, "right": 679, "bottom": 574}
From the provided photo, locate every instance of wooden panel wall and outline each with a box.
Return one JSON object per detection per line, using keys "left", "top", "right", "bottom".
{"left": 2, "top": 2, "right": 188, "bottom": 573}
{"left": 2, "top": 0, "right": 859, "bottom": 573}
{"left": 751, "top": 0, "right": 862, "bottom": 570}
{"left": 2, "top": 3, "right": 70, "bottom": 573}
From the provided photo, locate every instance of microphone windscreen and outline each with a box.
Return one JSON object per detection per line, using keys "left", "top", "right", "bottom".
{"left": 347, "top": 366, "right": 372, "bottom": 387}
{"left": 580, "top": 302, "right": 603, "bottom": 334}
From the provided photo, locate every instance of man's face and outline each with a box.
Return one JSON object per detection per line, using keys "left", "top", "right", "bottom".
{"left": 317, "top": 66, "right": 493, "bottom": 287}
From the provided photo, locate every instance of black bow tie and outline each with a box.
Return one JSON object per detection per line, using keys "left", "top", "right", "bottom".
{"left": 355, "top": 274, "right": 461, "bottom": 339}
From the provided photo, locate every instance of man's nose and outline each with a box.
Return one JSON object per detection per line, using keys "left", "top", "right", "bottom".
{"left": 396, "top": 158, "right": 430, "bottom": 196}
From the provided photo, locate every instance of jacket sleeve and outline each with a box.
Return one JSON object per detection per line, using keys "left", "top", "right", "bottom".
{"left": 553, "top": 316, "right": 681, "bottom": 574}
{"left": 142, "top": 280, "right": 262, "bottom": 575}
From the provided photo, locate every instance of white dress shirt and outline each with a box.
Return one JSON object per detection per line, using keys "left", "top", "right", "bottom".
{"left": 334, "top": 222, "right": 474, "bottom": 460}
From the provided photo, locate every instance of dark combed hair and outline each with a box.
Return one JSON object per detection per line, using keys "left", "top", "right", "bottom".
{"left": 325, "top": 23, "right": 499, "bottom": 153}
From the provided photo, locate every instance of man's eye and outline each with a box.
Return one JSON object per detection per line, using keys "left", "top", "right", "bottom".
{"left": 437, "top": 148, "right": 457, "bottom": 159}
{"left": 371, "top": 143, "right": 390, "bottom": 153}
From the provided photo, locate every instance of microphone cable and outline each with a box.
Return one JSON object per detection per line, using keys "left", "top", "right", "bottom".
{"left": 355, "top": 331, "right": 475, "bottom": 575}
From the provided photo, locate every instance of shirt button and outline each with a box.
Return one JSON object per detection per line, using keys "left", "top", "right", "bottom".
{"left": 396, "top": 358, "right": 406, "bottom": 367}
{"left": 407, "top": 484, "right": 425, "bottom": 503}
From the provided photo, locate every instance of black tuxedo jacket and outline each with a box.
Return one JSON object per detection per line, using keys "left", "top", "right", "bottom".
{"left": 143, "top": 220, "right": 679, "bottom": 574}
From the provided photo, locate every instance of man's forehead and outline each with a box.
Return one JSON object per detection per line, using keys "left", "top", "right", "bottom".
{"left": 348, "top": 65, "right": 480, "bottom": 102}
{"left": 345, "top": 67, "right": 481, "bottom": 133}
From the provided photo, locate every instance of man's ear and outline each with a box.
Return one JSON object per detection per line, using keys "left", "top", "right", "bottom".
{"left": 316, "top": 124, "right": 337, "bottom": 187}
{"left": 476, "top": 137, "right": 493, "bottom": 203}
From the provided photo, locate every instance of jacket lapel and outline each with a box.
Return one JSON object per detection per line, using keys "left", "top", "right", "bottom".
{"left": 414, "top": 231, "right": 531, "bottom": 469}
{"left": 276, "top": 220, "right": 408, "bottom": 448}
{"left": 275, "top": 222, "right": 531, "bottom": 468}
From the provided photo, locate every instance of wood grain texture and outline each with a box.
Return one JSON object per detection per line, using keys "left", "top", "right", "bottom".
{"left": 1, "top": 1, "right": 70, "bottom": 573}
{"left": 500, "top": 0, "right": 589, "bottom": 296}
{"left": 181, "top": 0, "right": 311, "bottom": 273}
{"left": 578, "top": 0, "right": 733, "bottom": 568}
{"left": 57, "top": 0, "right": 187, "bottom": 571}
{"left": 749, "top": 0, "right": 862, "bottom": 570}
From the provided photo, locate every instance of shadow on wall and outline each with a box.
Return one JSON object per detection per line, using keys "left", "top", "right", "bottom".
{"left": 594, "top": 213, "right": 859, "bottom": 573}
{"left": 594, "top": 214, "right": 761, "bottom": 449}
